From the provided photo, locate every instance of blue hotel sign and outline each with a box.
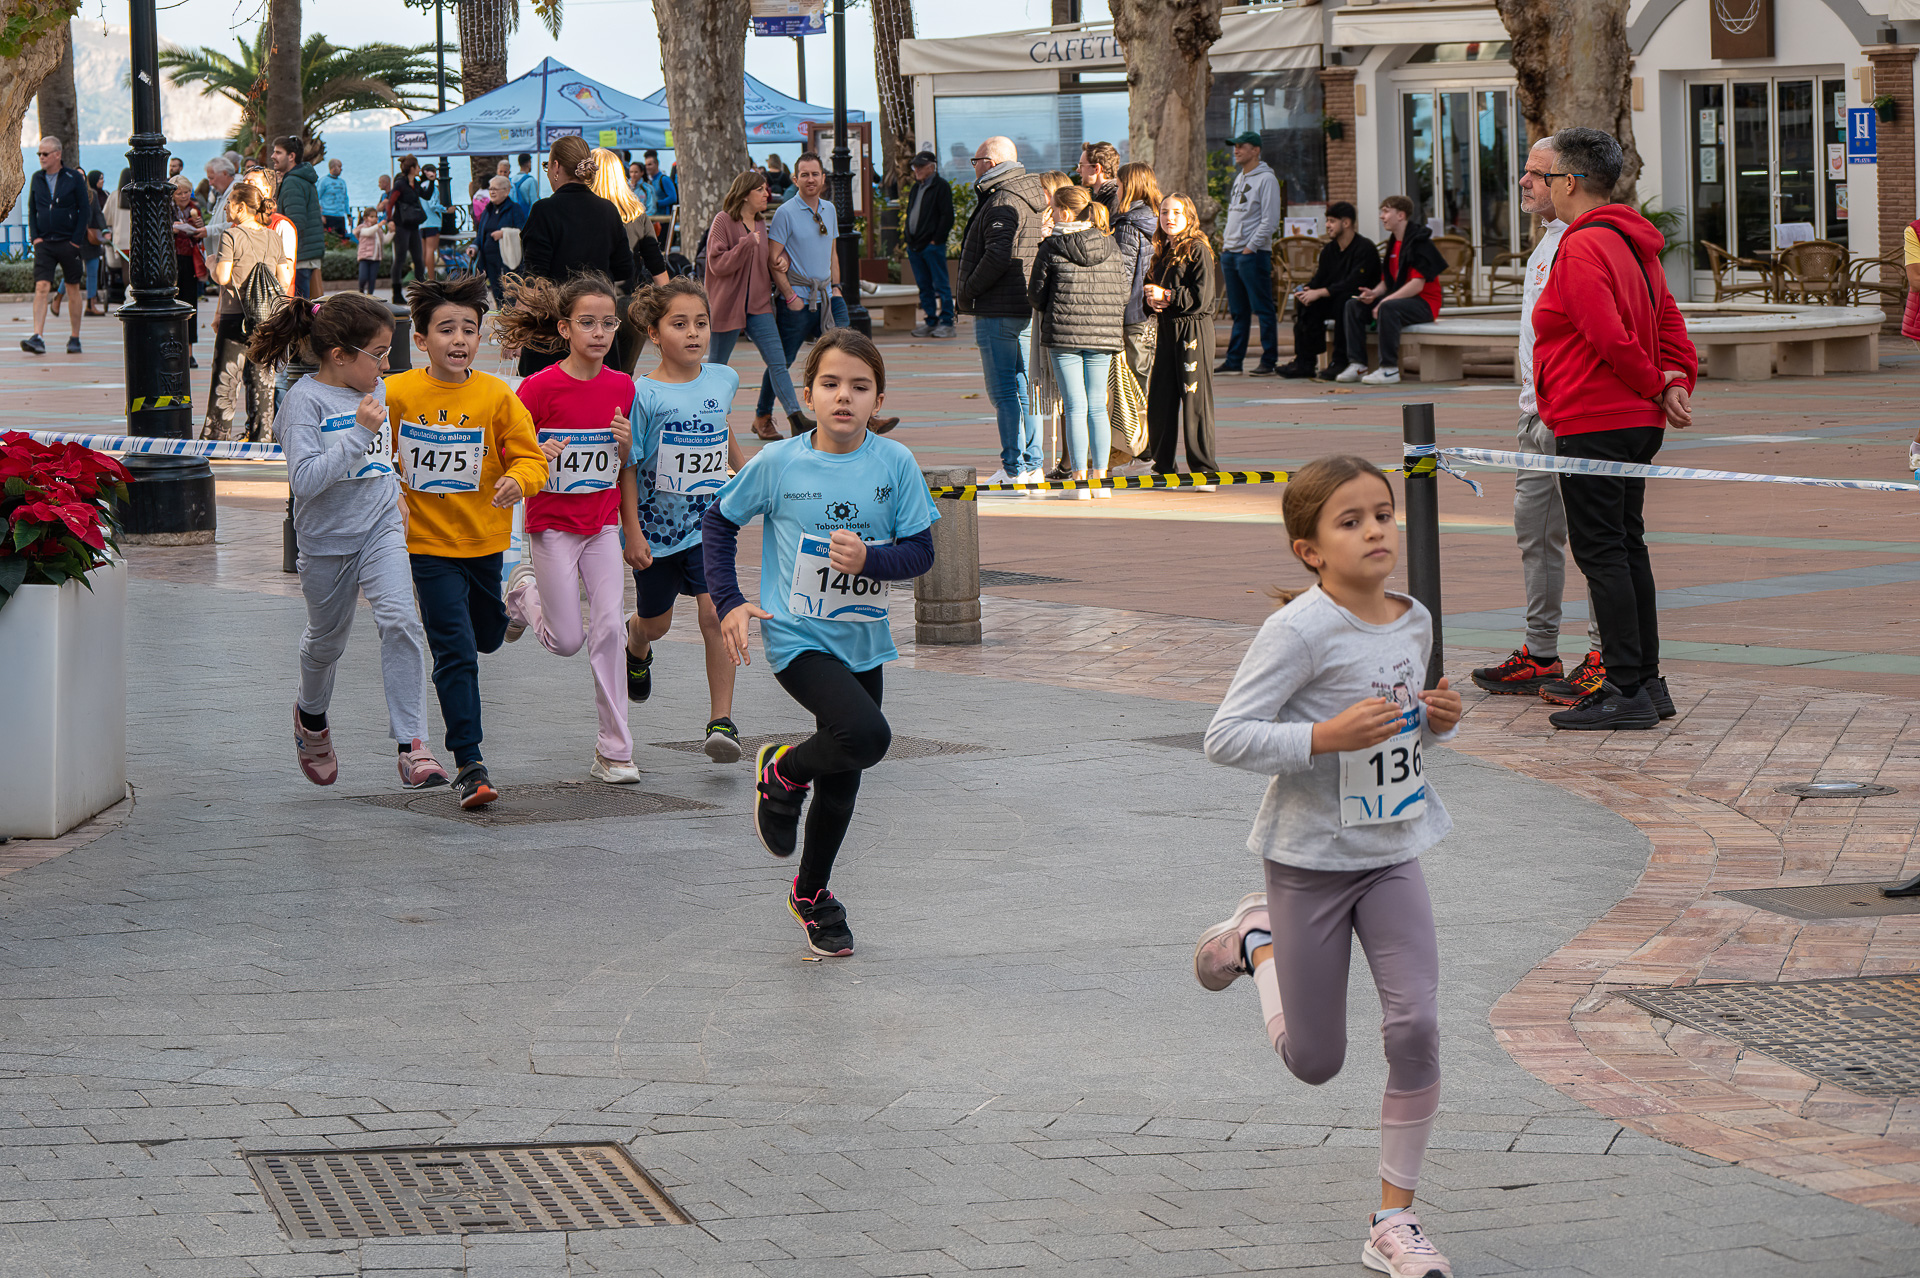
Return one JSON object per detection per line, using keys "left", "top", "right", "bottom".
{"left": 1848, "top": 106, "right": 1877, "bottom": 164}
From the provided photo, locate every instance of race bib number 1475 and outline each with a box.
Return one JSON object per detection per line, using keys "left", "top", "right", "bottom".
{"left": 399, "top": 420, "right": 485, "bottom": 493}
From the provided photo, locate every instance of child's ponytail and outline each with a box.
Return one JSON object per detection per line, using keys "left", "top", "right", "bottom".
{"left": 248, "top": 291, "right": 395, "bottom": 369}
{"left": 496, "top": 271, "right": 619, "bottom": 354}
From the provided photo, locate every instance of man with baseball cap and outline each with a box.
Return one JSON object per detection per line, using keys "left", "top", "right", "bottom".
{"left": 1218, "top": 130, "right": 1281, "bottom": 376}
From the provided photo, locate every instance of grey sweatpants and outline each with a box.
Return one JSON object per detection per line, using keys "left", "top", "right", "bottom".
{"left": 297, "top": 524, "right": 430, "bottom": 744}
{"left": 1515, "top": 412, "right": 1603, "bottom": 660}
{"left": 1252, "top": 856, "right": 1441, "bottom": 1191}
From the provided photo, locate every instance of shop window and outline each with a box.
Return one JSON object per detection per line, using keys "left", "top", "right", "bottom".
{"left": 932, "top": 93, "right": 1129, "bottom": 186}
{"left": 1207, "top": 70, "right": 1325, "bottom": 206}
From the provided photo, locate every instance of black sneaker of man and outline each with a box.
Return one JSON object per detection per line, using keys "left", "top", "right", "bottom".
{"left": 626, "top": 646, "right": 653, "bottom": 702}
{"left": 788, "top": 882, "right": 854, "bottom": 956}
{"left": 453, "top": 761, "right": 499, "bottom": 809}
{"left": 1645, "top": 675, "right": 1676, "bottom": 720}
{"left": 754, "top": 743, "right": 808, "bottom": 858}
{"left": 1276, "top": 360, "right": 1316, "bottom": 379}
{"left": 1470, "top": 646, "right": 1564, "bottom": 695}
{"left": 66, "top": 337, "right": 81, "bottom": 354}
{"left": 1547, "top": 685, "right": 1659, "bottom": 731}
{"left": 20, "top": 334, "right": 45, "bottom": 355}
{"left": 1248, "top": 362, "right": 1278, "bottom": 377}
{"left": 1539, "top": 650, "right": 1609, "bottom": 706}
{"left": 1213, "top": 361, "right": 1243, "bottom": 376}
{"left": 703, "top": 717, "right": 742, "bottom": 763}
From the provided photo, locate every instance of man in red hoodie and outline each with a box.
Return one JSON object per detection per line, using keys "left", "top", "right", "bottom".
{"left": 1532, "top": 127, "right": 1697, "bottom": 731}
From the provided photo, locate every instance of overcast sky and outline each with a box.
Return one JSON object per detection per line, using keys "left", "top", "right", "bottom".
{"left": 92, "top": 0, "right": 1112, "bottom": 123}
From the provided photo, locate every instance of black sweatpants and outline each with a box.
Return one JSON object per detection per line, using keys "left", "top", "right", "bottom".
{"left": 1555, "top": 425, "right": 1664, "bottom": 691}
{"left": 773, "top": 651, "right": 889, "bottom": 896}
{"left": 1291, "top": 293, "right": 1349, "bottom": 367}
{"left": 1146, "top": 316, "right": 1217, "bottom": 474}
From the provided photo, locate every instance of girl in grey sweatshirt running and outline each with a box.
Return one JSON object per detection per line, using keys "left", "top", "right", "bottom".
{"left": 1194, "top": 454, "right": 1464, "bottom": 1278}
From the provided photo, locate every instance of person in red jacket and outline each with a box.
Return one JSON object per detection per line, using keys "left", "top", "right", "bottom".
{"left": 1531, "top": 127, "right": 1697, "bottom": 732}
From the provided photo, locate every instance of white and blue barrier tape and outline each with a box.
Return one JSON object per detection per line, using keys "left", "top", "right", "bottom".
{"left": 20, "top": 430, "right": 284, "bottom": 462}
{"left": 1422, "top": 445, "right": 1920, "bottom": 495}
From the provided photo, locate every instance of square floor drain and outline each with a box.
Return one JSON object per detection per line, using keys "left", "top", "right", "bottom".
{"left": 651, "top": 733, "right": 986, "bottom": 760}
{"left": 1716, "top": 882, "right": 1920, "bottom": 920}
{"left": 1620, "top": 974, "right": 1920, "bottom": 1097}
{"left": 1136, "top": 732, "right": 1207, "bottom": 751}
{"left": 246, "top": 1143, "right": 687, "bottom": 1238}
{"left": 352, "top": 782, "right": 716, "bottom": 826}
{"left": 979, "top": 569, "right": 1076, "bottom": 587}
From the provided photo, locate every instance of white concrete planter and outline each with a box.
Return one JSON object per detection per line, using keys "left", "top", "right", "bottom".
{"left": 0, "top": 561, "right": 127, "bottom": 839}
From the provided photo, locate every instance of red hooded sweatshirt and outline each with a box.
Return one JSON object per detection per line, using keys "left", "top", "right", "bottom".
{"left": 1532, "top": 203, "right": 1697, "bottom": 437}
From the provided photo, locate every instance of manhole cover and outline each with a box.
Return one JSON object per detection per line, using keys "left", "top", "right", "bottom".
{"left": 1620, "top": 974, "right": 1920, "bottom": 1096}
{"left": 246, "top": 1143, "right": 687, "bottom": 1239}
{"left": 352, "top": 782, "right": 716, "bottom": 826}
{"left": 979, "top": 569, "right": 1076, "bottom": 587}
{"left": 1136, "top": 732, "right": 1206, "bottom": 751}
{"left": 1775, "top": 781, "right": 1898, "bottom": 798}
{"left": 651, "top": 733, "right": 986, "bottom": 760}
{"left": 1716, "top": 882, "right": 1920, "bottom": 920}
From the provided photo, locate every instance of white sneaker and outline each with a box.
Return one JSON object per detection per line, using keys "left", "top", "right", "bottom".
{"left": 1017, "top": 468, "right": 1047, "bottom": 498}
{"left": 983, "top": 468, "right": 1016, "bottom": 491}
{"left": 1335, "top": 362, "right": 1366, "bottom": 383}
{"left": 503, "top": 560, "right": 535, "bottom": 642}
{"left": 591, "top": 752, "right": 641, "bottom": 785}
{"left": 1908, "top": 442, "right": 1920, "bottom": 475}
{"left": 1360, "top": 366, "right": 1401, "bottom": 385}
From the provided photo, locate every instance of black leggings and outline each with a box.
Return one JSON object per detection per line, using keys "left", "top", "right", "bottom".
{"left": 772, "top": 651, "right": 889, "bottom": 896}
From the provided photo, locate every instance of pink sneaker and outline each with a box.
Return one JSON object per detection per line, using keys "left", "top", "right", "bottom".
{"left": 398, "top": 739, "right": 449, "bottom": 789}
{"left": 1191, "top": 892, "right": 1267, "bottom": 991}
{"left": 503, "top": 561, "right": 535, "bottom": 643}
{"left": 293, "top": 706, "right": 338, "bottom": 786}
{"left": 1363, "top": 1209, "right": 1451, "bottom": 1277}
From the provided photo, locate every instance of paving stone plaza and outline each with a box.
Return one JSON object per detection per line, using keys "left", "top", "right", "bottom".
{"left": 6, "top": 318, "right": 1920, "bottom": 1275}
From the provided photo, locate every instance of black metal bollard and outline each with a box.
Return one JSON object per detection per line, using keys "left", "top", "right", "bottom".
{"left": 1402, "top": 402, "right": 1443, "bottom": 690}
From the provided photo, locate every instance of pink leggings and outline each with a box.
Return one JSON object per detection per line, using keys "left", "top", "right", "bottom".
{"left": 1253, "top": 857, "right": 1441, "bottom": 1191}
{"left": 508, "top": 526, "right": 631, "bottom": 762}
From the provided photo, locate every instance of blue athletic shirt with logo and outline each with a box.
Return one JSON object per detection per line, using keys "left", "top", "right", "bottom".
{"left": 628, "top": 363, "right": 739, "bottom": 557}
{"left": 715, "top": 431, "right": 939, "bottom": 673}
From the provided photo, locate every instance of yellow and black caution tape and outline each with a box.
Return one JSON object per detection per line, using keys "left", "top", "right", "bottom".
{"left": 128, "top": 395, "right": 192, "bottom": 413}
{"left": 929, "top": 466, "right": 1418, "bottom": 502}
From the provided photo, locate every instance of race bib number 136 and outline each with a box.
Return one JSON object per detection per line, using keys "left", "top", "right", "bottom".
{"left": 1338, "top": 719, "right": 1427, "bottom": 828}
{"left": 322, "top": 411, "right": 395, "bottom": 480}
{"left": 788, "top": 534, "right": 889, "bottom": 623}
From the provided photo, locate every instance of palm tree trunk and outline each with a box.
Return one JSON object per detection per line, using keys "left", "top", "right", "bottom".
{"left": 1494, "top": 0, "right": 1639, "bottom": 201}
{"left": 36, "top": 20, "right": 80, "bottom": 171}
{"left": 458, "top": 0, "right": 513, "bottom": 190}
{"left": 1111, "top": 0, "right": 1224, "bottom": 229}
{"left": 0, "top": 14, "right": 69, "bottom": 218}
{"left": 652, "top": 0, "right": 750, "bottom": 254}
{"left": 263, "top": 0, "right": 302, "bottom": 150}
{"left": 870, "top": 0, "right": 915, "bottom": 190}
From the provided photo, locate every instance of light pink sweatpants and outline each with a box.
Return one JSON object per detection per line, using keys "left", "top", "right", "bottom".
{"left": 508, "top": 525, "right": 632, "bottom": 762}
{"left": 1251, "top": 856, "right": 1441, "bottom": 1192}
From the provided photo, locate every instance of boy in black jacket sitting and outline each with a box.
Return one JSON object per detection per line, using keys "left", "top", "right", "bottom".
{"left": 1278, "top": 202, "right": 1380, "bottom": 380}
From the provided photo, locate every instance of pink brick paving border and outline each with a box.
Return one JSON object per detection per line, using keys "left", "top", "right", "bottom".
{"left": 0, "top": 794, "right": 132, "bottom": 878}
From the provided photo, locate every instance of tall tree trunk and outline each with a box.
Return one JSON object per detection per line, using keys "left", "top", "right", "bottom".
{"left": 36, "top": 20, "right": 79, "bottom": 171}
{"left": 1495, "top": 0, "right": 1640, "bottom": 201}
{"left": 1111, "top": 0, "right": 1224, "bottom": 227}
{"left": 870, "top": 0, "right": 915, "bottom": 191}
{"left": 263, "top": 0, "right": 302, "bottom": 147}
{"left": 459, "top": 0, "right": 514, "bottom": 190}
{"left": 0, "top": 14, "right": 69, "bottom": 218}
{"left": 653, "top": 0, "right": 749, "bottom": 254}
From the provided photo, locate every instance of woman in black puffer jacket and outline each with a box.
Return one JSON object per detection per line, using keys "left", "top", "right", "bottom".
{"left": 1028, "top": 184, "right": 1129, "bottom": 500}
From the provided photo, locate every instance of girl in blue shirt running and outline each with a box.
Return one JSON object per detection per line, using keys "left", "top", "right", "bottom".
{"left": 702, "top": 328, "right": 940, "bottom": 956}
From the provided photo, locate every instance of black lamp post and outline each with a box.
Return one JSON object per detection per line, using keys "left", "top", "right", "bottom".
{"left": 118, "top": 0, "right": 214, "bottom": 543}
{"left": 829, "top": 0, "right": 870, "bottom": 334}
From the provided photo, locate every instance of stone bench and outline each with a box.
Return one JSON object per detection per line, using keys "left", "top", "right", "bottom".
{"left": 860, "top": 283, "right": 922, "bottom": 330}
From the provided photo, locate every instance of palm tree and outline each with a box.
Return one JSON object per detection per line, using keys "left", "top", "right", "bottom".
{"left": 454, "top": 0, "right": 562, "bottom": 186}
{"left": 159, "top": 30, "right": 451, "bottom": 157}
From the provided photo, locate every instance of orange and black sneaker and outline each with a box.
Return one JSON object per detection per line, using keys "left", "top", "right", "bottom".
{"left": 1469, "top": 646, "right": 1564, "bottom": 695}
{"left": 1539, "top": 650, "right": 1610, "bottom": 706}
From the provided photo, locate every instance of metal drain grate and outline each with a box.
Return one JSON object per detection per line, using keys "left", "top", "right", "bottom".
{"left": 979, "top": 569, "right": 1076, "bottom": 587}
{"left": 1620, "top": 974, "right": 1920, "bottom": 1096}
{"left": 352, "top": 781, "right": 716, "bottom": 826}
{"left": 246, "top": 1143, "right": 687, "bottom": 1238}
{"left": 1775, "top": 781, "right": 1898, "bottom": 798}
{"left": 1716, "top": 882, "right": 1920, "bottom": 920}
{"left": 1136, "top": 732, "right": 1207, "bottom": 751}
{"left": 651, "top": 733, "right": 987, "bottom": 760}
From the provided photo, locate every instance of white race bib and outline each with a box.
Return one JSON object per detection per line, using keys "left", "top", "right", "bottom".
{"left": 322, "top": 411, "right": 395, "bottom": 480}
{"left": 1338, "top": 717, "right": 1427, "bottom": 828}
{"left": 653, "top": 425, "right": 729, "bottom": 495}
{"left": 541, "top": 428, "right": 621, "bottom": 494}
{"left": 399, "top": 420, "right": 486, "bottom": 493}
{"left": 788, "top": 534, "right": 890, "bottom": 623}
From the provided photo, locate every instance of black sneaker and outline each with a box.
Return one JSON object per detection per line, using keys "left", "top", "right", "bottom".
{"left": 1547, "top": 686, "right": 1659, "bottom": 732}
{"left": 1212, "top": 361, "right": 1243, "bottom": 376}
{"left": 453, "top": 761, "right": 498, "bottom": 808}
{"left": 788, "top": 882, "right": 854, "bottom": 956}
{"left": 1646, "top": 676, "right": 1676, "bottom": 720}
{"left": 1045, "top": 461, "right": 1072, "bottom": 482}
{"left": 65, "top": 337, "right": 81, "bottom": 354}
{"left": 703, "top": 717, "right": 742, "bottom": 763}
{"left": 1470, "top": 645, "right": 1564, "bottom": 695}
{"left": 1276, "top": 360, "right": 1316, "bottom": 379}
{"left": 1248, "top": 362, "right": 1278, "bottom": 377}
{"left": 754, "top": 743, "right": 807, "bottom": 858}
{"left": 20, "top": 334, "right": 45, "bottom": 355}
{"left": 626, "top": 646, "right": 653, "bottom": 703}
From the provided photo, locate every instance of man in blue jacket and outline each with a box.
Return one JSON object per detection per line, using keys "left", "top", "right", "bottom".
{"left": 22, "top": 137, "right": 89, "bottom": 355}
{"left": 316, "top": 158, "right": 350, "bottom": 238}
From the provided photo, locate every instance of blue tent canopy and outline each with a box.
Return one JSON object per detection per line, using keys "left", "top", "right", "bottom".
{"left": 642, "top": 73, "right": 863, "bottom": 147}
{"left": 389, "top": 57, "right": 672, "bottom": 157}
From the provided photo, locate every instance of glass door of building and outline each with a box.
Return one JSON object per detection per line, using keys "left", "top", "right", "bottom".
{"left": 1689, "top": 75, "right": 1847, "bottom": 268}
{"left": 1400, "top": 87, "right": 1521, "bottom": 265}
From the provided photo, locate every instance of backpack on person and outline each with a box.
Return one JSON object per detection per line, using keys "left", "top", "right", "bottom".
{"left": 237, "top": 262, "right": 286, "bottom": 336}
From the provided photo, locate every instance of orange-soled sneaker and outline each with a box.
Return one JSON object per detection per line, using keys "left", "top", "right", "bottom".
{"left": 1468, "top": 646, "right": 1563, "bottom": 695}
{"left": 1538, "top": 649, "right": 1610, "bottom": 707}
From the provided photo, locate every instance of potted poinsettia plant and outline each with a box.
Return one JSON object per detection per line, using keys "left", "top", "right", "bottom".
{"left": 0, "top": 431, "right": 132, "bottom": 838}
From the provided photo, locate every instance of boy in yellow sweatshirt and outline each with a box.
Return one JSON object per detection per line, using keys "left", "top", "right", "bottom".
{"left": 386, "top": 275, "right": 548, "bottom": 808}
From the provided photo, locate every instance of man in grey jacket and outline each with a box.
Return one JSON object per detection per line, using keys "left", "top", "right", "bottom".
{"left": 1218, "top": 130, "right": 1281, "bottom": 376}
{"left": 957, "top": 136, "right": 1050, "bottom": 487}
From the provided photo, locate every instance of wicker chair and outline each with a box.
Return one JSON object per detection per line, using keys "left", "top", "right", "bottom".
{"left": 1848, "top": 252, "right": 1908, "bottom": 308}
{"left": 1774, "top": 240, "right": 1849, "bottom": 304}
{"left": 1700, "top": 240, "right": 1775, "bottom": 302}
{"left": 1271, "top": 234, "right": 1325, "bottom": 309}
{"left": 1485, "top": 250, "right": 1528, "bottom": 301}
{"left": 1431, "top": 235, "right": 1476, "bottom": 307}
